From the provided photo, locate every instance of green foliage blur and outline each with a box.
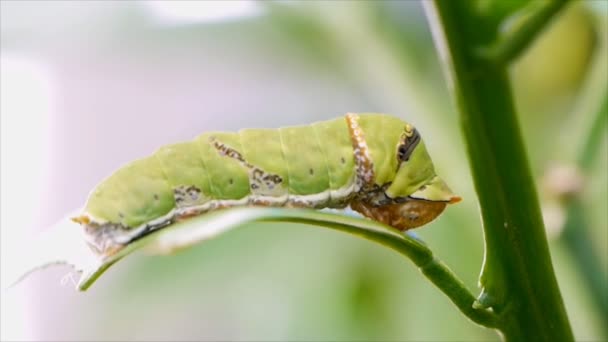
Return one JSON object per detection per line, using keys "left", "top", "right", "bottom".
{"left": 1, "top": 1, "right": 605, "bottom": 341}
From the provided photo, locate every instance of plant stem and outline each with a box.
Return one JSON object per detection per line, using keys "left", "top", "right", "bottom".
{"left": 561, "top": 95, "right": 608, "bottom": 326}
{"left": 561, "top": 201, "right": 608, "bottom": 324}
{"left": 418, "top": 256, "right": 497, "bottom": 328}
{"left": 484, "top": 0, "right": 570, "bottom": 64}
{"left": 577, "top": 95, "right": 607, "bottom": 170}
{"left": 424, "top": 1, "right": 574, "bottom": 340}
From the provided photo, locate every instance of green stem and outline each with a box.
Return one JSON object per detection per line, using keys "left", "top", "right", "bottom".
{"left": 577, "top": 95, "right": 608, "bottom": 170}
{"left": 561, "top": 201, "right": 608, "bottom": 324}
{"left": 561, "top": 95, "right": 608, "bottom": 326}
{"left": 419, "top": 257, "right": 497, "bottom": 328}
{"left": 483, "top": 0, "right": 570, "bottom": 64}
{"left": 424, "top": 1, "right": 573, "bottom": 340}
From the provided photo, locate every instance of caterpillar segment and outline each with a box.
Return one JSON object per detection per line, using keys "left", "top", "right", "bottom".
{"left": 73, "top": 113, "right": 461, "bottom": 257}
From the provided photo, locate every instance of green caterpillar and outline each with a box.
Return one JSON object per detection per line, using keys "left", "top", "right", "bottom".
{"left": 73, "top": 113, "right": 461, "bottom": 256}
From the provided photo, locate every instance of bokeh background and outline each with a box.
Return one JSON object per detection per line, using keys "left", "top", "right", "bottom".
{"left": 1, "top": 1, "right": 606, "bottom": 341}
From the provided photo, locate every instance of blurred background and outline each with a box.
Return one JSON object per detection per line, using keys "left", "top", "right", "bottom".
{"left": 1, "top": 1, "right": 606, "bottom": 341}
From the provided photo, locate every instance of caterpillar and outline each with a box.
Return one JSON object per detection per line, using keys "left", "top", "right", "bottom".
{"left": 73, "top": 113, "right": 461, "bottom": 257}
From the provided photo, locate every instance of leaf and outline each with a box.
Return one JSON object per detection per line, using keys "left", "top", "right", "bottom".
{"left": 8, "top": 208, "right": 423, "bottom": 290}
{"left": 8, "top": 207, "right": 496, "bottom": 327}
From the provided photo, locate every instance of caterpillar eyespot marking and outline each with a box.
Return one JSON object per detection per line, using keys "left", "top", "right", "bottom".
{"left": 74, "top": 113, "right": 460, "bottom": 257}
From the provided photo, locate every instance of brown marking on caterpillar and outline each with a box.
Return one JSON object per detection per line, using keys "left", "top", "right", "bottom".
{"left": 356, "top": 183, "right": 394, "bottom": 206}
{"left": 263, "top": 174, "right": 282, "bottom": 184}
{"left": 350, "top": 198, "right": 447, "bottom": 231}
{"left": 176, "top": 210, "right": 202, "bottom": 220}
{"left": 209, "top": 137, "right": 245, "bottom": 162}
{"left": 345, "top": 113, "right": 374, "bottom": 190}
{"left": 174, "top": 185, "right": 202, "bottom": 207}
{"left": 82, "top": 221, "right": 138, "bottom": 255}
{"left": 210, "top": 137, "right": 284, "bottom": 196}
{"left": 251, "top": 166, "right": 282, "bottom": 193}
{"left": 249, "top": 198, "right": 275, "bottom": 206}
{"left": 82, "top": 215, "right": 178, "bottom": 255}
{"left": 187, "top": 187, "right": 200, "bottom": 200}
{"left": 285, "top": 198, "right": 316, "bottom": 208}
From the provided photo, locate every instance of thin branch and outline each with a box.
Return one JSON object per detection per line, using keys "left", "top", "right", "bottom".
{"left": 275, "top": 217, "right": 499, "bottom": 327}
{"left": 419, "top": 257, "right": 498, "bottom": 328}
{"left": 482, "top": 0, "right": 570, "bottom": 65}
{"left": 561, "top": 95, "right": 608, "bottom": 326}
{"left": 577, "top": 95, "right": 608, "bottom": 170}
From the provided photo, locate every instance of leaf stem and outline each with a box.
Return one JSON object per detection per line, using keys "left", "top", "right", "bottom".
{"left": 483, "top": 0, "right": 570, "bottom": 64}
{"left": 418, "top": 256, "right": 498, "bottom": 328}
{"left": 276, "top": 216, "right": 498, "bottom": 327}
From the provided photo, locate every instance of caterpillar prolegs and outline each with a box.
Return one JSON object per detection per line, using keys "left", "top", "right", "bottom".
{"left": 73, "top": 113, "right": 461, "bottom": 256}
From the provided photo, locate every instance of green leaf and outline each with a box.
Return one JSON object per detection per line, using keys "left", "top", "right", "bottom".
{"left": 9, "top": 207, "right": 497, "bottom": 328}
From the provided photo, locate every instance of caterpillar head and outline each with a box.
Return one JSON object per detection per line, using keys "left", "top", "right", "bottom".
{"left": 353, "top": 123, "right": 460, "bottom": 230}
